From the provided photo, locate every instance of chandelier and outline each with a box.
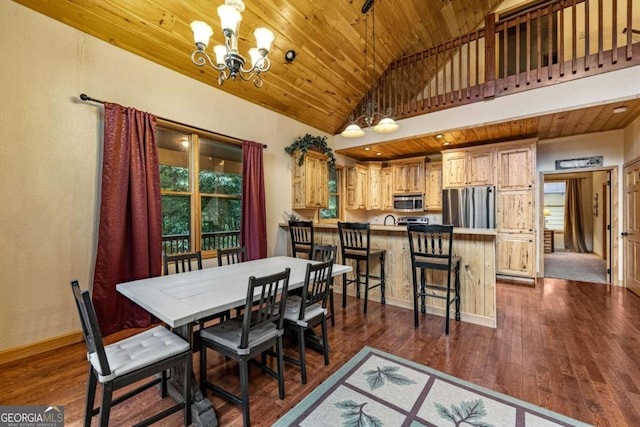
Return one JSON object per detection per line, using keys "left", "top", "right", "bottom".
{"left": 341, "top": 0, "right": 398, "bottom": 138}
{"left": 190, "top": 0, "right": 274, "bottom": 88}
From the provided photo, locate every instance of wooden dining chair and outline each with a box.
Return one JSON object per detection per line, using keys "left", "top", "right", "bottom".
{"left": 289, "top": 220, "right": 314, "bottom": 259}
{"left": 216, "top": 246, "right": 247, "bottom": 265}
{"left": 163, "top": 250, "right": 202, "bottom": 275}
{"left": 407, "top": 224, "right": 461, "bottom": 334}
{"left": 70, "top": 280, "right": 192, "bottom": 427}
{"left": 312, "top": 244, "right": 337, "bottom": 326}
{"left": 199, "top": 268, "right": 291, "bottom": 427}
{"left": 338, "top": 222, "right": 386, "bottom": 314}
{"left": 283, "top": 260, "right": 333, "bottom": 384}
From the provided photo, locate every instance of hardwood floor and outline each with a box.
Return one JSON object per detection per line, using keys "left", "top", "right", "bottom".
{"left": 1, "top": 277, "right": 640, "bottom": 426}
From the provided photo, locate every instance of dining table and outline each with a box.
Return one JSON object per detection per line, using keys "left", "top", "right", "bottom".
{"left": 117, "top": 255, "right": 351, "bottom": 427}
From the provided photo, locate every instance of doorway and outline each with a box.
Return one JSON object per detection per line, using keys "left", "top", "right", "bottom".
{"left": 540, "top": 168, "right": 615, "bottom": 284}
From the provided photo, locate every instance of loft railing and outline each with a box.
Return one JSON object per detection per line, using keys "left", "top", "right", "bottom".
{"left": 162, "top": 230, "right": 240, "bottom": 255}
{"left": 343, "top": 0, "right": 639, "bottom": 129}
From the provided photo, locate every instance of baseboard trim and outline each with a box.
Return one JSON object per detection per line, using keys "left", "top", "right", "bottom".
{"left": 0, "top": 331, "right": 83, "bottom": 366}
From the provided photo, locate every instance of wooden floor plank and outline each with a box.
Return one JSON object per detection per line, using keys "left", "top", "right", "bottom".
{"left": 1, "top": 277, "right": 639, "bottom": 426}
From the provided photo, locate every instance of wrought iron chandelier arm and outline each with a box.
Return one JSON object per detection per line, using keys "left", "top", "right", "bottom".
{"left": 191, "top": 49, "right": 226, "bottom": 72}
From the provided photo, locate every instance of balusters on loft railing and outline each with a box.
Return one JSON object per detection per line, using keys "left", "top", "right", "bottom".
{"left": 338, "top": 0, "right": 639, "bottom": 133}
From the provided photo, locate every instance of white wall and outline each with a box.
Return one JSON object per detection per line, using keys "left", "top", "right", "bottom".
{"left": 537, "top": 130, "right": 625, "bottom": 281}
{"left": 0, "top": 2, "right": 330, "bottom": 351}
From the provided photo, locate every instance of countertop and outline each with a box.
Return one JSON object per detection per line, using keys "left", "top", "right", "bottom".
{"left": 279, "top": 222, "right": 497, "bottom": 236}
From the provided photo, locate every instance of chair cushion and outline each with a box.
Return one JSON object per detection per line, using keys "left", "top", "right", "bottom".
{"left": 89, "top": 326, "right": 190, "bottom": 383}
{"left": 283, "top": 295, "right": 326, "bottom": 327}
{"left": 200, "top": 318, "right": 282, "bottom": 356}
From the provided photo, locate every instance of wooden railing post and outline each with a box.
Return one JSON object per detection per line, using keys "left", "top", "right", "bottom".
{"left": 484, "top": 13, "right": 496, "bottom": 98}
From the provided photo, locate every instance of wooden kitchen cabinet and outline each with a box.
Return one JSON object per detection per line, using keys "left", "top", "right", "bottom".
{"left": 346, "top": 164, "right": 368, "bottom": 210}
{"left": 367, "top": 162, "right": 382, "bottom": 210}
{"left": 381, "top": 167, "right": 394, "bottom": 211}
{"left": 497, "top": 143, "right": 535, "bottom": 191}
{"left": 496, "top": 190, "right": 534, "bottom": 233}
{"left": 392, "top": 157, "right": 425, "bottom": 194}
{"left": 496, "top": 232, "right": 535, "bottom": 277}
{"left": 495, "top": 138, "right": 537, "bottom": 280}
{"left": 425, "top": 162, "right": 442, "bottom": 210}
{"left": 291, "top": 150, "right": 329, "bottom": 209}
{"left": 442, "top": 148, "right": 495, "bottom": 188}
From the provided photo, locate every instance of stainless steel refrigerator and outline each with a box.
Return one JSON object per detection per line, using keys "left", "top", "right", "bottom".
{"left": 442, "top": 186, "right": 496, "bottom": 229}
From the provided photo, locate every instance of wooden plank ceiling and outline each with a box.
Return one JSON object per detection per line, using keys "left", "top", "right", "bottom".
{"left": 337, "top": 98, "right": 640, "bottom": 160}
{"left": 13, "top": 0, "right": 499, "bottom": 136}
{"left": 13, "top": 0, "right": 640, "bottom": 161}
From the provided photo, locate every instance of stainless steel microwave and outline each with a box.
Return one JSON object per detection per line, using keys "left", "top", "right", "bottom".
{"left": 393, "top": 194, "right": 424, "bottom": 212}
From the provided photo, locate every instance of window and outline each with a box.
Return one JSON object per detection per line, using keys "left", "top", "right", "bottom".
{"left": 157, "top": 125, "right": 242, "bottom": 255}
{"left": 320, "top": 166, "right": 343, "bottom": 221}
{"left": 543, "top": 181, "right": 565, "bottom": 230}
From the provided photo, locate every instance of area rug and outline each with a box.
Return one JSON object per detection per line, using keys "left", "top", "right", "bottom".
{"left": 274, "top": 347, "right": 589, "bottom": 426}
{"left": 544, "top": 251, "right": 607, "bottom": 284}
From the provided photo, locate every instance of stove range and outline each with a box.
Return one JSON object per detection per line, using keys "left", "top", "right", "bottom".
{"left": 397, "top": 216, "right": 430, "bottom": 225}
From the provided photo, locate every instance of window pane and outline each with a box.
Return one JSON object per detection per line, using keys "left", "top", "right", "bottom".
{"left": 199, "top": 138, "right": 242, "bottom": 195}
{"left": 328, "top": 168, "right": 337, "bottom": 193}
{"left": 161, "top": 195, "right": 191, "bottom": 254}
{"left": 157, "top": 128, "right": 190, "bottom": 192}
{"left": 320, "top": 195, "right": 338, "bottom": 219}
{"left": 201, "top": 196, "right": 241, "bottom": 250}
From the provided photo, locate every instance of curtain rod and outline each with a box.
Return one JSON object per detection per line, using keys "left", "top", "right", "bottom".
{"left": 79, "top": 93, "right": 266, "bottom": 149}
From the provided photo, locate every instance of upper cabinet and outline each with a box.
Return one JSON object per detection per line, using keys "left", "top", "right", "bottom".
{"left": 496, "top": 145, "right": 535, "bottom": 191}
{"left": 392, "top": 157, "right": 425, "bottom": 194}
{"left": 346, "top": 164, "right": 369, "bottom": 210}
{"left": 367, "top": 162, "right": 382, "bottom": 210}
{"left": 425, "top": 162, "right": 442, "bottom": 210}
{"left": 442, "top": 148, "right": 495, "bottom": 188}
{"left": 291, "top": 150, "right": 329, "bottom": 209}
{"left": 381, "top": 167, "right": 394, "bottom": 211}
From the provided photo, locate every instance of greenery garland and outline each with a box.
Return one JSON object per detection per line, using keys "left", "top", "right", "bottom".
{"left": 284, "top": 133, "right": 336, "bottom": 171}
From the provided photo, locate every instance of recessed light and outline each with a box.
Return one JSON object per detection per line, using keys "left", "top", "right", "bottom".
{"left": 376, "top": 152, "right": 382, "bottom": 156}
{"left": 436, "top": 134, "right": 444, "bottom": 139}
{"left": 613, "top": 106, "right": 628, "bottom": 114}
{"left": 364, "top": 147, "right": 371, "bottom": 151}
{"left": 443, "top": 141, "right": 451, "bottom": 146}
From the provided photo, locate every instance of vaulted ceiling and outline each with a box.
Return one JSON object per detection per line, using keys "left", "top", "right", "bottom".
{"left": 13, "top": 0, "right": 640, "bottom": 161}
{"left": 13, "top": 0, "right": 501, "bottom": 135}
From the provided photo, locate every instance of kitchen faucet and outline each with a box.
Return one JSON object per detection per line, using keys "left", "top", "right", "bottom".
{"left": 383, "top": 214, "right": 397, "bottom": 226}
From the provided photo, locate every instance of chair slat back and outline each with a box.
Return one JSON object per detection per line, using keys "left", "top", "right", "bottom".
{"left": 338, "top": 222, "right": 370, "bottom": 254}
{"left": 217, "top": 246, "right": 247, "bottom": 266}
{"left": 240, "top": 268, "right": 291, "bottom": 349}
{"left": 299, "top": 260, "right": 333, "bottom": 320}
{"left": 407, "top": 224, "right": 455, "bottom": 271}
{"left": 164, "top": 251, "right": 203, "bottom": 275}
{"left": 70, "top": 281, "right": 111, "bottom": 377}
{"left": 312, "top": 244, "right": 337, "bottom": 262}
{"left": 289, "top": 220, "right": 314, "bottom": 258}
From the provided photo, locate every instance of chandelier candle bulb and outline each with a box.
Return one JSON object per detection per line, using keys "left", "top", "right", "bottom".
{"left": 191, "top": 21, "right": 213, "bottom": 48}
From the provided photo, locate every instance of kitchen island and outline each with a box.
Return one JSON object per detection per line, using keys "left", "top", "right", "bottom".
{"left": 280, "top": 223, "right": 497, "bottom": 328}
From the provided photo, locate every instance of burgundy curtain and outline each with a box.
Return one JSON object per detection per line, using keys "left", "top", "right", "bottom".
{"left": 241, "top": 140, "right": 267, "bottom": 260}
{"left": 92, "top": 103, "right": 163, "bottom": 335}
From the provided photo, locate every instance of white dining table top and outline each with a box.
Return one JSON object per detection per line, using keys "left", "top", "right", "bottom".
{"left": 117, "top": 256, "right": 351, "bottom": 328}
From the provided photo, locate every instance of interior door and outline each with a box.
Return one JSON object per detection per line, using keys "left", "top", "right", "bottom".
{"left": 623, "top": 160, "right": 640, "bottom": 296}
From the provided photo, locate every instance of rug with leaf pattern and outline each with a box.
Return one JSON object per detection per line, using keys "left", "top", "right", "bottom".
{"left": 274, "top": 346, "right": 590, "bottom": 427}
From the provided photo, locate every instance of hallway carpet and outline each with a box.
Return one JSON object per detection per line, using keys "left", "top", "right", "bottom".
{"left": 544, "top": 251, "right": 608, "bottom": 283}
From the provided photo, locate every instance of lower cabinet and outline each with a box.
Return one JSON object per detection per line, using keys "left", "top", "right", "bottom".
{"left": 496, "top": 232, "right": 535, "bottom": 278}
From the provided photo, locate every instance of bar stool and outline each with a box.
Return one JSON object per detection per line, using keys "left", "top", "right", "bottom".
{"left": 288, "top": 220, "right": 314, "bottom": 259}
{"left": 337, "top": 222, "right": 385, "bottom": 314}
{"left": 407, "top": 224, "right": 461, "bottom": 334}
